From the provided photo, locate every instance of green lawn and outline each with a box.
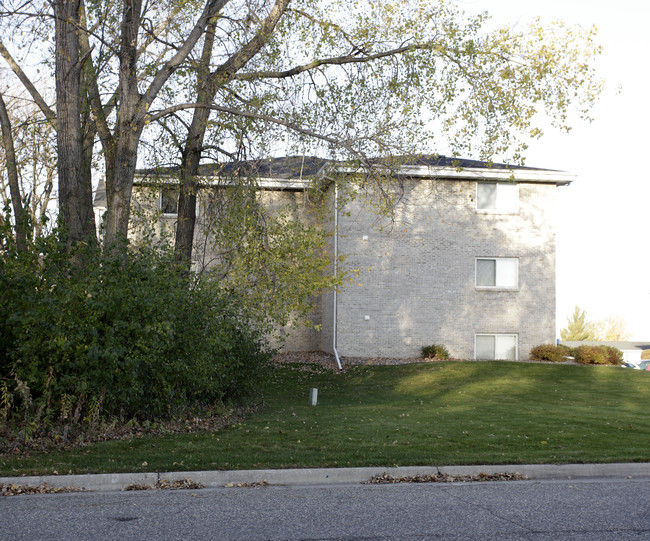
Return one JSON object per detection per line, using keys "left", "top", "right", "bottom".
{"left": 1, "top": 361, "right": 648, "bottom": 476}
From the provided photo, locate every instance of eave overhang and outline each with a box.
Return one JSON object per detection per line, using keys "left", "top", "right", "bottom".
{"left": 334, "top": 164, "right": 574, "bottom": 186}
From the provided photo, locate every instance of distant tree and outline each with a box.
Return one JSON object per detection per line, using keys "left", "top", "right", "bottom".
{"left": 560, "top": 306, "right": 596, "bottom": 341}
{"left": 0, "top": 94, "right": 57, "bottom": 243}
{"left": 593, "top": 315, "right": 630, "bottom": 341}
{"left": 0, "top": 90, "right": 27, "bottom": 252}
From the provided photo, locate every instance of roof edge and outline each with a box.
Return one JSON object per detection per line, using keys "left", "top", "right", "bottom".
{"left": 333, "top": 164, "right": 574, "bottom": 185}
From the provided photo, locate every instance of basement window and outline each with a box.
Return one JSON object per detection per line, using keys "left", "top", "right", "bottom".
{"left": 475, "top": 334, "right": 518, "bottom": 360}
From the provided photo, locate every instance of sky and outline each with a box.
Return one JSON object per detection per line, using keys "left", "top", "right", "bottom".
{"left": 459, "top": 0, "right": 650, "bottom": 340}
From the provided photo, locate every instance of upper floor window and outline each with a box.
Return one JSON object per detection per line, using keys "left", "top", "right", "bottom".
{"left": 160, "top": 187, "right": 179, "bottom": 215}
{"left": 476, "top": 182, "right": 518, "bottom": 213}
{"left": 476, "top": 257, "right": 518, "bottom": 289}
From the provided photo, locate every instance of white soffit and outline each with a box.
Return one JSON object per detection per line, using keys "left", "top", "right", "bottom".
{"left": 336, "top": 164, "right": 574, "bottom": 185}
{"left": 402, "top": 165, "right": 575, "bottom": 185}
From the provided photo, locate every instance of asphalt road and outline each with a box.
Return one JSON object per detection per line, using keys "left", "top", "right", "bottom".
{"left": 2, "top": 478, "right": 649, "bottom": 540}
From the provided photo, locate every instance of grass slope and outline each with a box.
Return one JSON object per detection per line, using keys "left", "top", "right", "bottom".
{"left": 1, "top": 361, "right": 648, "bottom": 476}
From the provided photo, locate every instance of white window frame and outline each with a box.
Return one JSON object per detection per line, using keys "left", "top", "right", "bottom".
{"left": 474, "top": 334, "right": 518, "bottom": 360}
{"left": 160, "top": 187, "right": 179, "bottom": 216}
{"left": 476, "top": 182, "right": 519, "bottom": 214}
{"left": 475, "top": 257, "right": 519, "bottom": 290}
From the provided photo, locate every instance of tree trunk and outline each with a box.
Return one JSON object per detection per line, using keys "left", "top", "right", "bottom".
{"left": 103, "top": 132, "right": 141, "bottom": 247}
{"left": 0, "top": 92, "right": 27, "bottom": 251}
{"left": 54, "top": 0, "right": 96, "bottom": 251}
{"left": 174, "top": 0, "right": 290, "bottom": 269}
{"left": 95, "top": 0, "right": 225, "bottom": 249}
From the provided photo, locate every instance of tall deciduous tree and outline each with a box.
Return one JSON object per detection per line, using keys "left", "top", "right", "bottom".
{"left": 1, "top": 0, "right": 227, "bottom": 249}
{"left": 54, "top": 0, "right": 97, "bottom": 250}
{"left": 140, "top": 0, "right": 604, "bottom": 269}
{"left": 1, "top": 0, "right": 603, "bottom": 261}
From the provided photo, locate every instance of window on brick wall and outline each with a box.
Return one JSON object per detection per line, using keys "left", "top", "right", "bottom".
{"left": 476, "top": 182, "right": 518, "bottom": 213}
{"left": 475, "top": 334, "right": 518, "bottom": 360}
{"left": 160, "top": 187, "right": 179, "bottom": 215}
{"left": 475, "top": 258, "right": 518, "bottom": 289}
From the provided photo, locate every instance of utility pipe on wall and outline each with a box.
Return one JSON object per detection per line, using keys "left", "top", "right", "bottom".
{"left": 333, "top": 181, "right": 342, "bottom": 371}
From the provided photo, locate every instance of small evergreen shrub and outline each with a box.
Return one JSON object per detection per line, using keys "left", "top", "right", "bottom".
{"left": 529, "top": 344, "right": 572, "bottom": 363}
{"left": 421, "top": 344, "right": 450, "bottom": 360}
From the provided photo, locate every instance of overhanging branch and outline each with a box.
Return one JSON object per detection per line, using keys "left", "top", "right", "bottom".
{"left": 147, "top": 102, "right": 357, "bottom": 154}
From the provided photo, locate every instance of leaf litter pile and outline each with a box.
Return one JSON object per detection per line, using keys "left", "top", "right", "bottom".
{"left": 123, "top": 478, "right": 205, "bottom": 491}
{"left": 1, "top": 482, "right": 85, "bottom": 496}
{"left": 366, "top": 472, "right": 527, "bottom": 484}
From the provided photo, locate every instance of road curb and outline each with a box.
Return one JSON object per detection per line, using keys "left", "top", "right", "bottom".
{"left": 2, "top": 463, "right": 649, "bottom": 492}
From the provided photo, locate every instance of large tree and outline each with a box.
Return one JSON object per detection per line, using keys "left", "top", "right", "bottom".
{"left": 1, "top": 0, "right": 227, "bottom": 248}
{"left": 1, "top": 0, "right": 603, "bottom": 258}
{"left": 141, "top": 0, "right": 604, "bottom": 268}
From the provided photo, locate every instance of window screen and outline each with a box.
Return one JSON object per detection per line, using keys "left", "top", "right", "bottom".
{"left": 475, "top": 334, "right": 517, "bottom": 360}
{"left": 477, "top": 182, "right": 518, "bottom": 213}
{"left": 476, "top": 258, "right": 518, "bottom": 289}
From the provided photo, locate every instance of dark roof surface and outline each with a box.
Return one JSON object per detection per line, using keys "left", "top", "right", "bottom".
{"left": 369, "top": 155, "right": 548, "bottom": 171}
{"left": 139, "top": 156, "right": 331, "bottom": 181}
{"left": 137, "top": 154, "right": 548, "bottom": 181}
{"left": 95, "top": 155, "right": 557, "bottom": 205}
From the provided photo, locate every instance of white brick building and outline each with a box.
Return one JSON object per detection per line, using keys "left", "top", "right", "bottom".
{"left": 321, "top": 157, "right": 572, "bottom": 361}
{"left": 95, "top": 155, "right": 572, "bottom": 361}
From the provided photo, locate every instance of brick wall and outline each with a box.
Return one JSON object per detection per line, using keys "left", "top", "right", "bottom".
{"left": 330, "top": 179, "right": 559, "bottom": 359}
{"left": 131, "top": 177, "right": 561, "bottom": 360}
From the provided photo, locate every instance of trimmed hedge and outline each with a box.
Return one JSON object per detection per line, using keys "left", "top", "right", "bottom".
{"left": 574, "top": 345, "right": 623, "bottom": 366}
{"left": 529, "top": 344, "right": 572, "bottom": 363}
{"left": 530, "top": 344, "right": 623, "bottom": 366}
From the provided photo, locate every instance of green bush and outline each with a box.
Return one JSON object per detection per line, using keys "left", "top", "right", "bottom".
{"left": 573, "top": 345, "right": 607, "bottom": 365}
{"left": 0, "top": 230, "right": 272, "bottom": 426}
{"left": 572, "top": 345, "right": 623, "bottom": 366}
{"left": 421, "top": 344, "right": 450, "bottom": 360}
{"left": 529, "top": 344, "right": 572, "bottom": 363}
{"left": 600, "top": 346, "right": 624, "bottom": 365}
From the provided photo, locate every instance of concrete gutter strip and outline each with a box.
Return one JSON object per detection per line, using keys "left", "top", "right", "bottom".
{"left": 2, "top": 463, "right": 649, "bottom": 492}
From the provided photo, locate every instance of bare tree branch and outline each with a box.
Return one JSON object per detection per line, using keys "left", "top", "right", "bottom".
{"left": 148, "top": 102, "right": 356, "bottom": 153}
{"left": 0, "top": 40, "right": 56, "bottom": 126}
{"left": 233, "top": 41, "right": 435, "bottom": 80}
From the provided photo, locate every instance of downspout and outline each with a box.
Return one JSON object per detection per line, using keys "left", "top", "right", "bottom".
{"left": 333, "top": 181, "right": 343, "bottom": 370}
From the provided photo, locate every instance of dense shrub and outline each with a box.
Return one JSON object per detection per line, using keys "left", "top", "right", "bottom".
{"left": 573, "top": 345, "right": 607, "bottom": 365}
{"left": 0, "top": 231, "right": 272, "bottom": 427}
{"left": 421, "top": 344, "right": 450, "bottom": 360}
{"left": 529, "top": 344, "right": 572, "bottom": 363}
{"left": 599, "top": 346, "right": 624, "bottom": 365}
